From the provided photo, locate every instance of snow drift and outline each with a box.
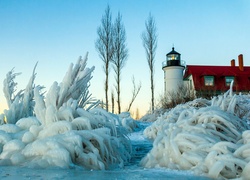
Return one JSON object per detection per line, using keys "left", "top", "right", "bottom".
{"left": 0, "top": 54, "right": 134, "bottom": 170}
{"left": 142, "top": 84, "right": 250, "bottom": 179}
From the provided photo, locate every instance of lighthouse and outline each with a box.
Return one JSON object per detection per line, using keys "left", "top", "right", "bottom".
{"left": 162, "top": 47, "right": 185, "bottom": 95}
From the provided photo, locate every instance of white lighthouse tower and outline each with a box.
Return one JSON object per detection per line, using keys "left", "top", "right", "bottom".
{"left": 162, "top": 47, "right": 185, "bottom": 95}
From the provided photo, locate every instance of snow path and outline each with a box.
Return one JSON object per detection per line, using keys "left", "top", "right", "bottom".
{"left": 128, "top": 122, "right": 153, "bottom": 166}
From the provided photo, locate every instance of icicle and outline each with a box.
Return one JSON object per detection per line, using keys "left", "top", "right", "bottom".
{"left": 34, "top": 87, "right": 46, "bottom": 125}
{"left": 227, "top": 94, "right": 237, "bottom": 114}
{"left": 45, "top": 82, "right": 59, "bottom": 108}
{"left": 229, "top": 80, "right": 234, "bottom": 97}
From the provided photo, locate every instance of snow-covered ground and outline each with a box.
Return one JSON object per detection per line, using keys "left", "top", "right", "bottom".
{"left": 0, "top": 55, "right": 250, "bottom": 179}
{"left": 0, "top": 122, "right": 210, "bottom": 180}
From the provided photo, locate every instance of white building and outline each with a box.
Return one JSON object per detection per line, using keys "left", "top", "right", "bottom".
{"left": 162, "top": 47, "right": 186, "bottom": 95}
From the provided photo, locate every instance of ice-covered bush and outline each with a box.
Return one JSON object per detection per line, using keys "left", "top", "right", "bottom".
{"left": 0, "top": 53, "right": 132, "bottom": 170}
{"left": 2, "top": 64, "right": 38, "bottom": 124}
{"left": 33, "top": 54, "right": 99, "bottom": 126}
{"left": 142, "top": 87, "right": 250, "bottom": 179}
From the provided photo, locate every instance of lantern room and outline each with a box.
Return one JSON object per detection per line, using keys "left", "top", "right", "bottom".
{"left": 167, "top": 47, "right": 181, "bottom": 61}
{"left": 162, "top": 47, "right": 185, "bottom": 68}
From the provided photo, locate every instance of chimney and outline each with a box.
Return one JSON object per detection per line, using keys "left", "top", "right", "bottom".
{"left": 238, "top": 54, "right": 244, "bottom": 71}
{"left": 231, "top": 59, "right": 235, "bottom": 67}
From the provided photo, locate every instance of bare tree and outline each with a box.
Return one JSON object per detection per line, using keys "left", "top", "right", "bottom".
{"left": 127, "top": 76, "right": 141, "bottom": 111}
{"left": 111, "top": 90, "right": 115, "bottom": 113}
{"left": 112, "top": 12, "right": 128, "bottom": 114}
{"left": 135, "top": 108, "right": 140, "bottom": 120}
{"left": 95, "top": 5, "right": 114, "bottom": 112}
{"left": 142, "top": 13, "right": 157, "bottom": 113}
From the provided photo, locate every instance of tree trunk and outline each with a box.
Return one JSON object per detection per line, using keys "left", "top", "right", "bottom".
{"left": 141, "top": 13, "right": 157, "bottom": 114}
{"left": 111, "top": 91, "right": 114, "bottom": 113}
{"left": 151, "top": 68, "right": 154, "bottom": 112}
{"left": 95, "top": 5, "right": 113, "bottom": 112}
{"left": 105, "top": 63, "right": 109, "bottom": 112}
{"left": 117, "top": 71, "right": 121, "bottom": 114}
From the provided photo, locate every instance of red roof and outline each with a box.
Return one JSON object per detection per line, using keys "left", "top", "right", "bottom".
{"left": 183, "top": 65, "right": 250, "bottom": 92}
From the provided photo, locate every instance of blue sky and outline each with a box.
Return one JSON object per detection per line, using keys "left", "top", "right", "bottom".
{"left": 0, "top": 0, "right": 250, "bottom": 116}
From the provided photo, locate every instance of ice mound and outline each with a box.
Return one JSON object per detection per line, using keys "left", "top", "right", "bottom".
{"left": 118, "top": 112, "right": 137, "bottom": 132}
{"left": 142, "top": 87, "right": 250, "bottom": 179}
{"left": 0, "top": 53, "right": 135, "bottom": 170}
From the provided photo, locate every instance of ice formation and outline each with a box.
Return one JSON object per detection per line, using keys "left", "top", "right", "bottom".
{"left": 2, "top": 54, "right": 250, "bottom": 179}
{"left": 0, "top": 54, "right": 134, "bottom": 170}
{"left": 142, "top": 85, "right": 250, "bottom": 179}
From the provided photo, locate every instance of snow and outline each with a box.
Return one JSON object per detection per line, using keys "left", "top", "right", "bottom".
{"left": 0, "top": 54, "right": 250, "bottom": 179}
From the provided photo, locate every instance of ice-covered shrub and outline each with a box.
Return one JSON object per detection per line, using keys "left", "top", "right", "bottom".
{"left": 2, "top": 64, "right": 38, "bottom": 124}
{"left": 34, "top": 54, "right": 99, "bottom": 126}
{"left": 159, "top": 85, "right": 196, "bottom": 110}
{"left": 0, "top": 53, "right": 132, "bottom": 170}
{"left": 0, "top": 110, "right": 132, "bottom": 169}
{"left": 142, "top": 88, "right": 250, "bottom": 179}
{"left": 141, "top": 94, "right": 209, "bottom": 123}
{"left": 212, "top": 91, "right": 250, "bottom": 122}
{"left": 140, "top": 110, "right": 162, "bottom": 122}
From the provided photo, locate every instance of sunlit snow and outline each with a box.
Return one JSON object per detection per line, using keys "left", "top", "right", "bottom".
{"left": 0, "top": 54, "right": 249, "bottom": 179}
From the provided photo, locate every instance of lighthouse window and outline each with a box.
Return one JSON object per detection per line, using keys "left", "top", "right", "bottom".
{"left": 225, "top": 76, "right": 234, "bottom": 86}
{"left": 204, "top": 76, "right": 214, "bottom": 86}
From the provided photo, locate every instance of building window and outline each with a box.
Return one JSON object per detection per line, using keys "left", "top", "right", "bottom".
{"left": 204, "top": 76, "right": 214, "bottom": 86}
{"left": 225, "top": 76, "right": 234, "bottom": 86}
